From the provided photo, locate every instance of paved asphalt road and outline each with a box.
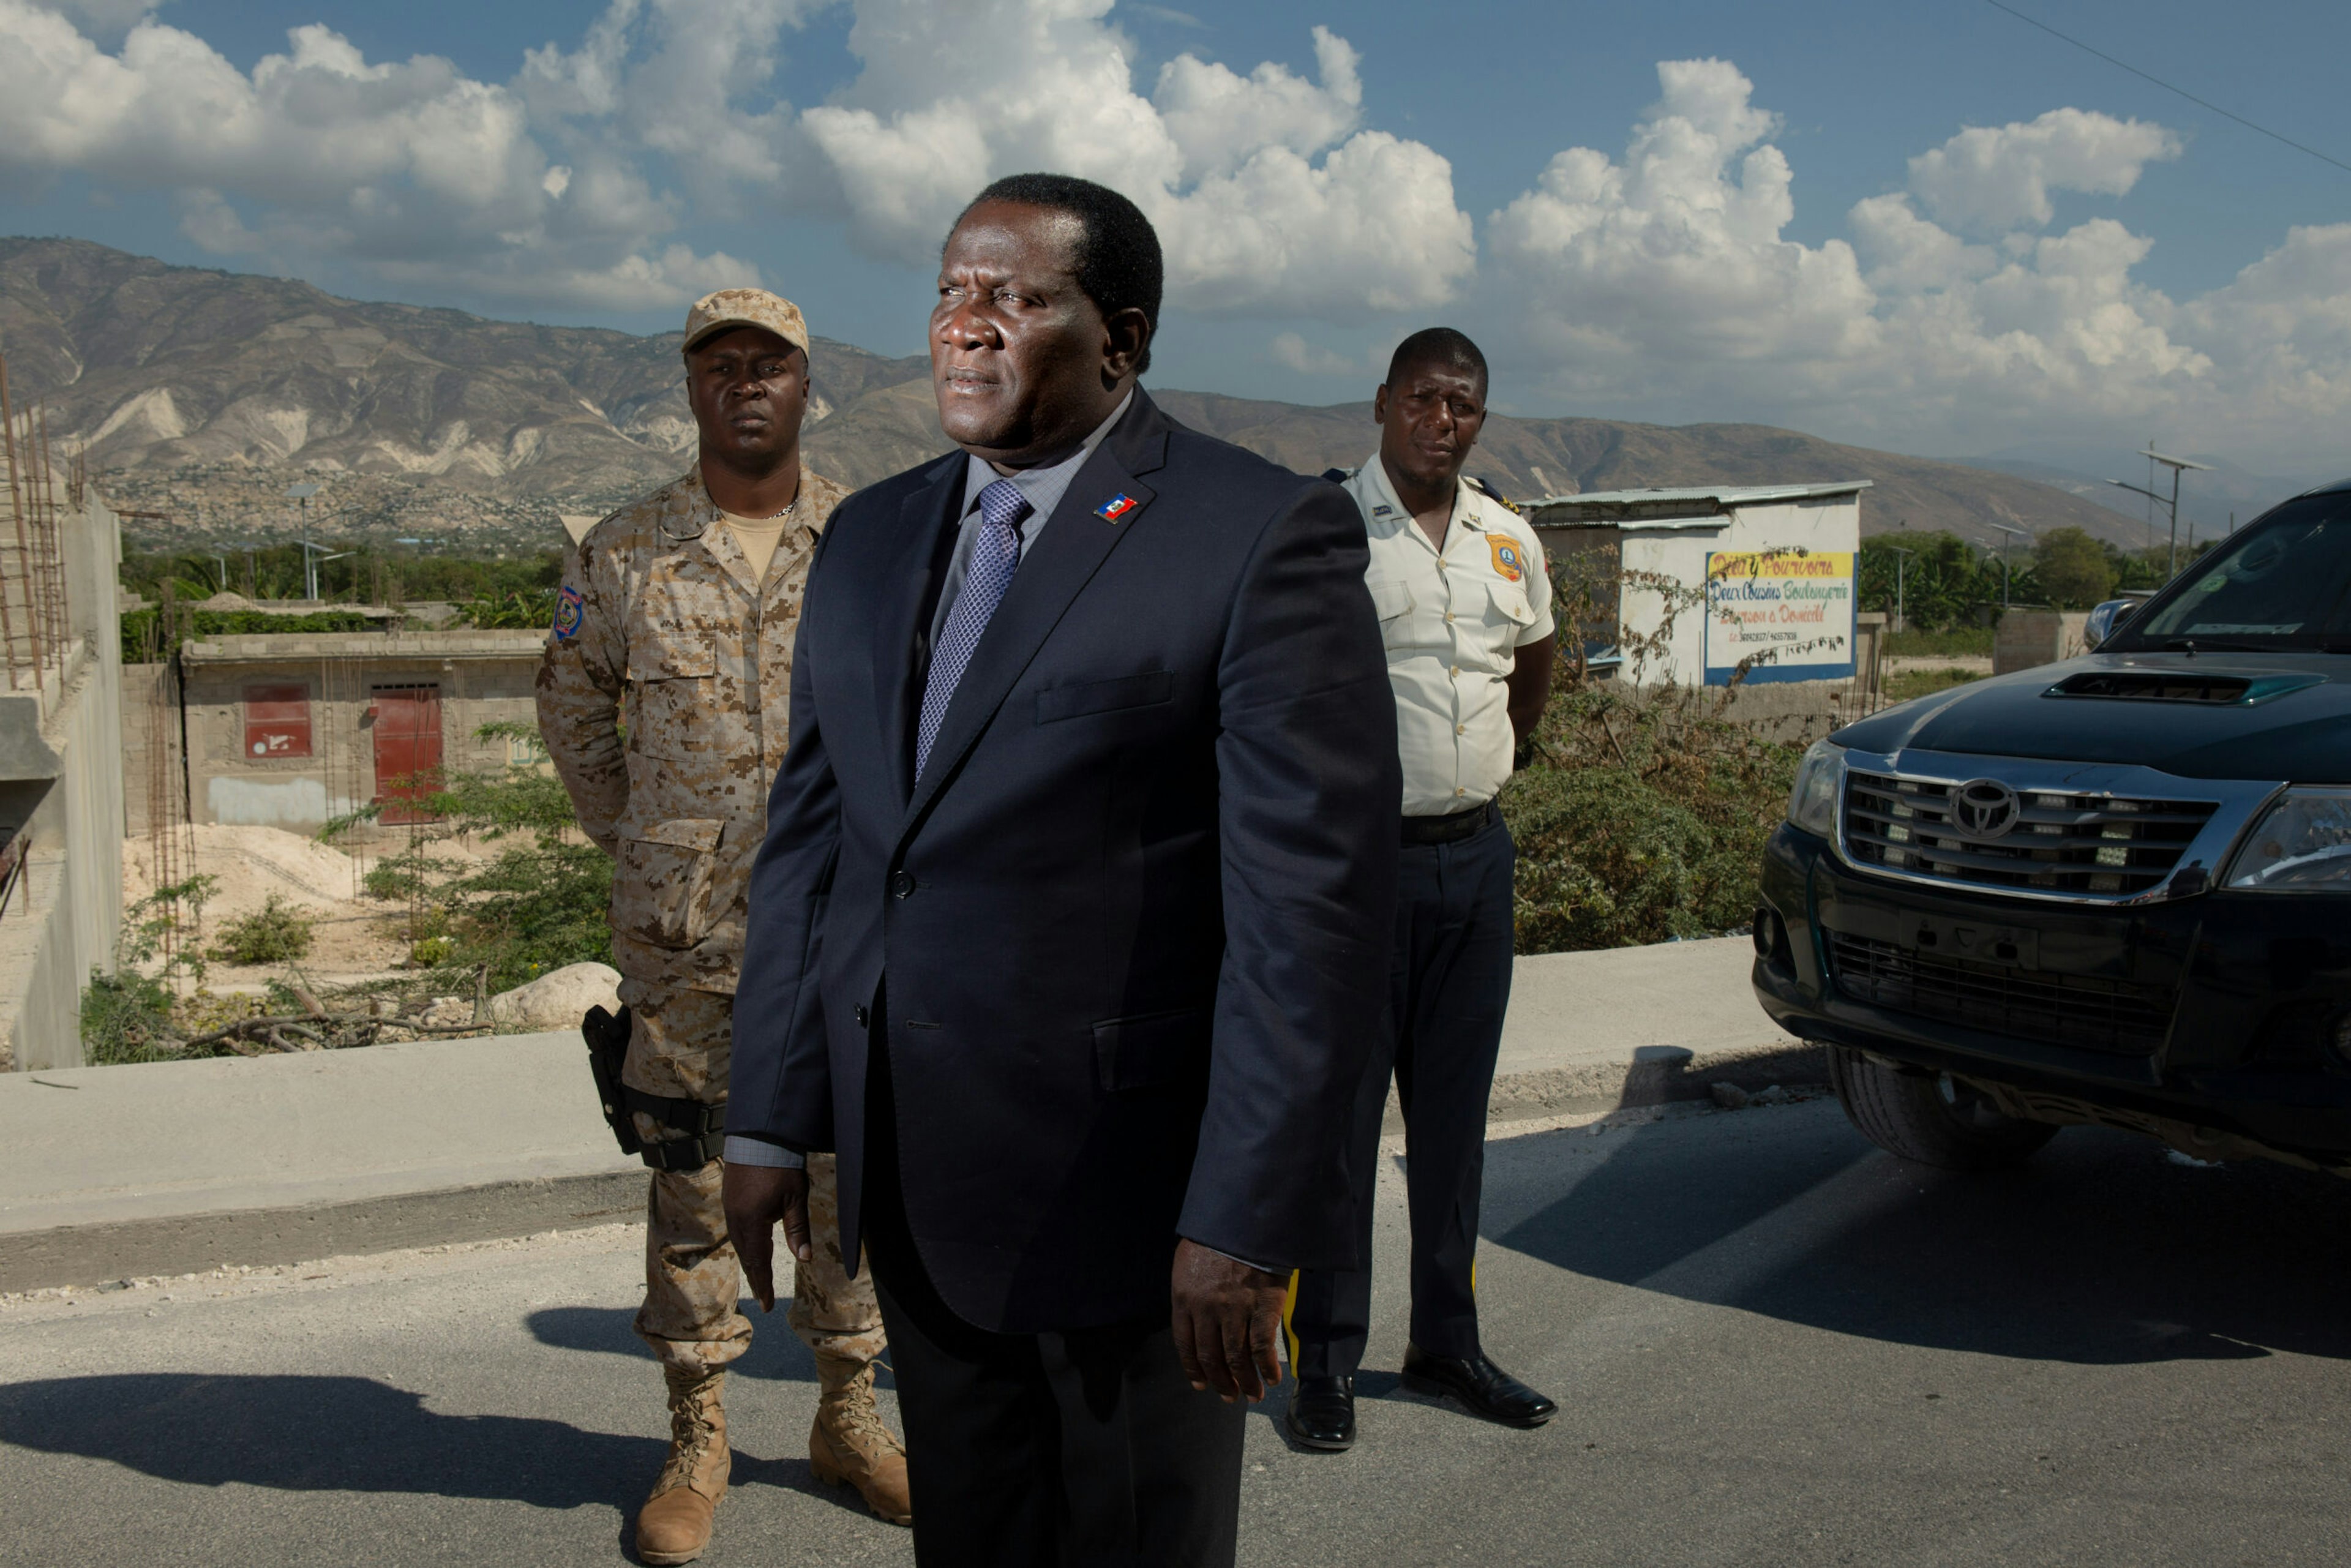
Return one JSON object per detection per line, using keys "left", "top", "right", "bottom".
{"left": 6, "top": 1095, "right": 2351, "bottom": 1566}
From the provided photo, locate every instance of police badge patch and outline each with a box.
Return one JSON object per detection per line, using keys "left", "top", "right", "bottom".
{"left": 1489, "top": 537, "right": 1526, "bottom": 583}
{"left": 553, "top": 584, "right": 585, "bottom": 640}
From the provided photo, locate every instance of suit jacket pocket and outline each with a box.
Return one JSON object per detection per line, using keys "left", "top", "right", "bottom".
{"left": 1093, "top": 1005, "right": 1210, "bottom": 1092}
{"left": 1037, "top": 670, "right": 1175, "bottom": 725}
{"left": 612, "top": 817, "right": 724, "bottom": 949}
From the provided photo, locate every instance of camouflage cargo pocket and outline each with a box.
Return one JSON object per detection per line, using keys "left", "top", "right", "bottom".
{"left": 626, "top": 633, "right": 716, "bottom": 762}
{"left": 612, "top": 817, "right": 725, "bottom": 948}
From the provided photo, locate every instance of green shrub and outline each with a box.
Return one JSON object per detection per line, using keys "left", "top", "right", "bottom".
{"left": 1501, "top": 545, "right": 1806, "bottom": 955}
{"left": 1504, "top": 684, "right": 1801, "bottom": 953}
{"left": 80, "top": 969, "right": 181, "bottom": 1065}
{"left": 206, "top": 893, "right": 318, "bottom": 965}
{"left": 119, "top": 607, "right": 379, "bottom": 662}
{"left": 329, "top": 722, "right": 614, "bottom": 990}
{"left": 456, "top": 588, "right": 559, "bottom": 629}
{"left": 2033, "top": 527, "right": 2119, "bottom": 608}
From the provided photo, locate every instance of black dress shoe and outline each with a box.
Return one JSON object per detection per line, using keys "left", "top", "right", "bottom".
{"left": 1283, "top": 1375, "right": 1356, "bottom": 1451}
{"left": 1399, "top": 1343, "right": 1557, "bottom": 1428}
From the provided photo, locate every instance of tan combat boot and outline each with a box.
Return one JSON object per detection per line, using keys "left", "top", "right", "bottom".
{"left": 809, "top": 1351, "right": 912, "bottom": 1526}
{"left": 636, "top": 1367, "right": 730, "bottom": 1566}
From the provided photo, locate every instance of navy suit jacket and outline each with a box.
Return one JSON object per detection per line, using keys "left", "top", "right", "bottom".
{"left": 729, "top": 390, "right": 1400, "bottom": 1335}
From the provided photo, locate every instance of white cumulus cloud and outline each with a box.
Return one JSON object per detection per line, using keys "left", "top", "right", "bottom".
{"left": 2, "top": 0, "right": 1472, "bottom": 321}
{"left": 1906, "top": 107, "right": 2182, "bottom": 233}
{"left": 0, "top": 0, "right": 746, "bottom": 308}
{"left": 1487, "top": 59, "right": 1880, "bottom": 384}
{"left": 1483, "top": 61, "right": 2349, "bottom": 467}
{"left": 1153, "top": 23, "right": 1361, "bottom": 183}
{"left": 800, "top": 0, "right": 1472, "bottom": 316}
{"left": 1269, "top": 331, "right": 1357, "bottom": 376}
{"left": 7, "top": 1, "right": 2349, "bottom": 471}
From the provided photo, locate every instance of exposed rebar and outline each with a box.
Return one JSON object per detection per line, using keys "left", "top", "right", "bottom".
{"left": 0, "top": 353, "right": 43, "bottom": 680}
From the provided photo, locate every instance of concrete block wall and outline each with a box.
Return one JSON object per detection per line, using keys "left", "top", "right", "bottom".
{"left": 1994, "top": 610, "right": 2091, "bottom": 676}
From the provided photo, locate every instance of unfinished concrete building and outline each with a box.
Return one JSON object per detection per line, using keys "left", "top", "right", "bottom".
{"left": 0, "top": 378, "right": 125, "bottom": 1072}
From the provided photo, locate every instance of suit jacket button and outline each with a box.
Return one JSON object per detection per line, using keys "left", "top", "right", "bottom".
{"left": 853, "top": 1004, "right": 869, "bottom": 1028}
{"left": 891, "top": 871, "right": 917, "bottom": 899}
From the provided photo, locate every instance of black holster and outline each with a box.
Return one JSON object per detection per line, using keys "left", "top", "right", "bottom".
{"left": 583, "top": 1003, "right": 727, "bottom": 1173}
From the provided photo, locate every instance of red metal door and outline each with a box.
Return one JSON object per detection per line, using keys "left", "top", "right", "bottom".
{"left": 372, "top": 685, "right": 444, "bottom": 824}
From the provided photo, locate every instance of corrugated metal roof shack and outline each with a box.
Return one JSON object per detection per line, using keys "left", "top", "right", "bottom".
{"left": 1524, "top": 482, "right": 1884, "bottom": 736}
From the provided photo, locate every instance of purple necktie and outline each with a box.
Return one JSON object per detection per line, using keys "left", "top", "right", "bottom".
{"left": 916, "top": 478, "right": 1031, "bottom": 779}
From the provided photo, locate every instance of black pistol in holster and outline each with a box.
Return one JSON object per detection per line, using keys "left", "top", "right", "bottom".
{"left": 583, "top": 1004, "right": 727, "bottom": 1173}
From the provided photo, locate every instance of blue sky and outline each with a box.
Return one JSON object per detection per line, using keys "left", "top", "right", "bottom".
{"left": 2, "top": 0, "right": 2347, "bottom": 471}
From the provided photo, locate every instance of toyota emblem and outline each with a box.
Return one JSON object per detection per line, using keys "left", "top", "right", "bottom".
{"left": 1951, "top": 779, "right": 2022, "bottom": 839}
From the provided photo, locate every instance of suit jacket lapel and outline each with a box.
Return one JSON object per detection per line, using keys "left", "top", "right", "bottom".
{"left": 901, "top": 392, "right": 1171, "bottom": 836}
{"left": 877, "top": 453, "right": 967, "bottom": 808}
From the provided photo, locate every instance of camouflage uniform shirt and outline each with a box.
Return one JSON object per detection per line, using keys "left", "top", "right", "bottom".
{"left": 538, "top": 463, "right": 851, "bottom": 994}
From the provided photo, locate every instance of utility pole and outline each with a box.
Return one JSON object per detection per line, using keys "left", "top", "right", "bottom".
{"left": 1886, "top": 546, "right": 1914, "bottom": 635}
{"left": 286, "top": 482, "right": 319, "bottom": 601}
{"left": 2109, "top": 446, "right": 2212, "bottom": 580}
{"left": 1990, "top": 524, "right": 2029, "bottom": 610}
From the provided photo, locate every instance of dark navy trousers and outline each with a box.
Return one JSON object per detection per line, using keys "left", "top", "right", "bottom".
{"left": 1288, "top": 812, "right": 1516, "bottom": 1378}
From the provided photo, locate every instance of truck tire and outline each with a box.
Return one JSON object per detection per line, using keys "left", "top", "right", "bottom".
{"left": 1826, "top": 1044, "right": 2059, "bottom": 1171}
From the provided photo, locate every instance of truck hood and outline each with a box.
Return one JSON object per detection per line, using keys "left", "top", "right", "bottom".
{"left": 1835, "top": 652, "right": 2351, "bottom": 781}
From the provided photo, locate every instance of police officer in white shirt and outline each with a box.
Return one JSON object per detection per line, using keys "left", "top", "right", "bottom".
{"left": 1286, "top": 328, "right": 1559, "bottom": 1451}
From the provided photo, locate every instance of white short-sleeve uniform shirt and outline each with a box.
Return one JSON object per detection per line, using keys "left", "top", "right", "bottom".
{"left": 1344, "top": 455, "right": 1555, "bottom": 817}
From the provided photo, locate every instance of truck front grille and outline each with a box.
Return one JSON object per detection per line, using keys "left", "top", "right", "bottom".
{"left": 1827, "top": 932, "right": 2177, "bottom": 1056}
{"left": 1843, "top": 769, "right": 2217, "bottom": 898}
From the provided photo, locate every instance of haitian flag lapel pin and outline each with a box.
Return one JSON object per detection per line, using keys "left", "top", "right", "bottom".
{"left": 1097, "top": 493, "right": 1140, "bottom": 524}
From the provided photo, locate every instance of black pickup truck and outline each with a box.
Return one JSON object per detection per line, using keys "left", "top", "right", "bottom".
{"left": 1752, "top": 477, "right": 2351, "bottom": 1174}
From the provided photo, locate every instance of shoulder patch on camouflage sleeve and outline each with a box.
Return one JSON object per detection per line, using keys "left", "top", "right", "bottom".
{"left": 553, "top": 583, "right": 585, "bottom": 640}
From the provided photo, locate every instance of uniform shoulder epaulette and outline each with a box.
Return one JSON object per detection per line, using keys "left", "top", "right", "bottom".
{"left": 1319, "top": 467, "right": 1354, "bottom": 484}
{"left": 1463, "top": 475, "right": 1522, "bottom": 515}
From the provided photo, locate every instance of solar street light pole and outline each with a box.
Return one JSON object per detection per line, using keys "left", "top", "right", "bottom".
{"left": 1989, "top": 524, "right": 2029, "bottom": 610}
{"left": 2109, "top": 447, "right": 2214, "bottom": 580}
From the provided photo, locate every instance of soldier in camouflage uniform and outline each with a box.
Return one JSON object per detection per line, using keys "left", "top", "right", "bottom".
{"left": 538, "top": 288, "right": 908, "bottom": 1566}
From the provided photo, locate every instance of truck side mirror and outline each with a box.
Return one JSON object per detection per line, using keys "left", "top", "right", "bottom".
{"left": 2084, "top": 598, "right": 2135, "bottom": 650}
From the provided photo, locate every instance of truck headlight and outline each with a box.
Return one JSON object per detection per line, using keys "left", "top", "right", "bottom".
{"left": 1787, "top": 740, "right": 1842, "bottom": 838}
{"left": 2224, "top": 788, "right": 2351, "bottom": 890}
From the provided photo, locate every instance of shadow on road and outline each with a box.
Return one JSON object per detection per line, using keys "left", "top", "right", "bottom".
{"left": 0, "top": 1374, "right": 658, "bottom": 1505}
{"left": 1493, "top": 1108, "right": 2351, "bottom": 1364}
{"left": 0, "top": 1370, "right": 886, "bottom": 1530}
{"left": 525, "top": 1307, "right": 895, "bottom": 1390}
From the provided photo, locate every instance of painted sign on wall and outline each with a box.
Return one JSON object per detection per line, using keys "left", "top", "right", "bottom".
{"left": 1704, "top": 550, "right": 1856, "bottom": 685}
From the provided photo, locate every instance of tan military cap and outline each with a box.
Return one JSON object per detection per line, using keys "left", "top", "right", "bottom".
{"left": 681, "top": 288, "right": 809, "bottom": 356}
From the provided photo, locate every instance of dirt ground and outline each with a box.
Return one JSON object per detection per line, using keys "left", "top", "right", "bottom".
{"left": 121, "top": 825, "right": 501, "bottom": 992}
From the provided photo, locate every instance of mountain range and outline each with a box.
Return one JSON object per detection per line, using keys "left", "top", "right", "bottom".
{"left": 2, "top": 237, "right": 2178, "bottom": 552}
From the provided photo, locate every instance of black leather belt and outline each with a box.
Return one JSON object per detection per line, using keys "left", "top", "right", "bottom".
{"left": 1401, "top": 799, "right": 1499, "bottom": 846}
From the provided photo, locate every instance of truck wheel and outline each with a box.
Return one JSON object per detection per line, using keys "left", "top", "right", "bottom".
{"left": 1825, "top": 1045, "right": 2059, "bottom": 1171}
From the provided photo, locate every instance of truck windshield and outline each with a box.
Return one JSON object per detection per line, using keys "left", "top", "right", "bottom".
{"left": 2115, "top": 493, "right": 2351, "bottom": 653}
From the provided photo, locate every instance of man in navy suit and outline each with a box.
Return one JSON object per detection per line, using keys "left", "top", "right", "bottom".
{"left": 722, "top": 173, "right": 1399, "bottom": 1566}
